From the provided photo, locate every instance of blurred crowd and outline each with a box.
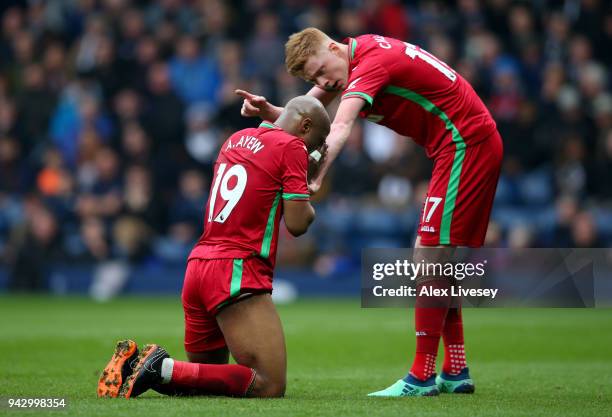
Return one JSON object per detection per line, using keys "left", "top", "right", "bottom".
{"left": 0, "top": 0, "right": 611, "bottom": 291}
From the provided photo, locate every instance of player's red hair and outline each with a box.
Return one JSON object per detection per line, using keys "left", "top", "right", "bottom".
{"left": 285, "top": 27, "right": 330, "bottom": 78}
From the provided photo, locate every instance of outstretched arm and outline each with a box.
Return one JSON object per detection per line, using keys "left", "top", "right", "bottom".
{"left": 236, "top": 87, "right": 340, "bottom": 122}
{"left": 305, "top": 86, "right": 340, "bottom": 108}
{"left": 236, "top": 89, "right": 284, "bottom": 121}
{"left": 283, "top": 200, "right": 315, "bottom": 236}
{"left": 308, "top": 97, "right": 365, "bottom": 194}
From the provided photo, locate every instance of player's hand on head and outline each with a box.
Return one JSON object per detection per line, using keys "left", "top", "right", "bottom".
{"left": 307, "top": 144, "right": 327, "bottom": 180}
{"left": 308, "top": 180, "right": 321, "bottom": 195}
{"left": 235, "top": 89, "right": 269, "bottom": 117}
{"left": 307, "top": 143, "right": 328, "bottom": 195}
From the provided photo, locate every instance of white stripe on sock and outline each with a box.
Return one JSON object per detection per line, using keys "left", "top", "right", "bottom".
{"left": 160, "top": 358, "right": 174, "bottom": 384}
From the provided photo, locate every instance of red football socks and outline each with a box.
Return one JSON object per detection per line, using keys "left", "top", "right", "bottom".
{"left": 409, "top": 280, "right": 451, "bottom": 381}
{"left": 442, "top": 307, "right": 467, "bottom": 375}
{"left": 168, "top": 360, "right": 255, "bottom": 396}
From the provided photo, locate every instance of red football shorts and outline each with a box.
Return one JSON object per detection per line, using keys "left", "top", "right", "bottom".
{"left": 182, "top": 256, "right": 273, "bottom": 353}
{"left": 418, "top": 131, "right": 503, "bottom": 247}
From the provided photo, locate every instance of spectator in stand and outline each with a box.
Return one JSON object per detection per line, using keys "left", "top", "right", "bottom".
{"left": 121, "top": 164, "right": 165, "bottom": 234}
{"left": 0, "top": 136, "right": 25, "bottom": 195}
{"left": 168, "top": 169, "right": 208, "bottom": 237}
{"left": 6, "top": 198, "right": 64, "bottom": 291}
{"left": 168, "top": 34, "right": 222, "bottom": 108}
{"left": 571, "top": 211, "right": 604, "bottom": 247}
{"left": 246, "top": 12, "right": 285, "bottom": 98}
{"left": 17, "top": 64, "right": 57, "bottom": 150}
{"left": 75, "top": 146, "right": 122, "bottom": 222}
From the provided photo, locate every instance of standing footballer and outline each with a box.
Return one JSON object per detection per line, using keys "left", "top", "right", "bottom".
{"left": 97, "top": 96, "right": 329, "bottom": 398}
{"left": 238, "top": 28, "right": 503, "bottom": 397}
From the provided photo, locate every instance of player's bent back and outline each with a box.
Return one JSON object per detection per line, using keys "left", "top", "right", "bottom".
{"left": 184, "top": 121, "right": 314, "bottom": 338}
{"left": 190, "top": 121, "right": 312, "bottom": 267}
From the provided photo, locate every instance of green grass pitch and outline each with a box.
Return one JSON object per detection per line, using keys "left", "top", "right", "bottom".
{"left": 1, "top": 296, "right": 611, "bottom": 417}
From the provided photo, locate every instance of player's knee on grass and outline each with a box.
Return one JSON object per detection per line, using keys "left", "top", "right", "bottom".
{"left": 225, "top": 338, "right": 286, "bottom": 397}
{"left": 228, "top": 334, "right": 287, "bottom": 398}
{"left": 250, "top": 373, "right": 286, "bottom": 398}
{"left": 216, "top": 294, "right": 287, "bottom": 398}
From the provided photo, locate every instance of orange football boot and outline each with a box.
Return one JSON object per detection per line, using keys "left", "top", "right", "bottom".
{"left": 97, "top": 340, "right": 139, "bottom": 398}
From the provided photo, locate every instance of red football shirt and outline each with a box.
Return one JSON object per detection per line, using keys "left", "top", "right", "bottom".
{"left": 188, "top": 122, "right": 310, "bottom": 269}
{"left": 341, "top": 34, "right": 497, "bottom": 159}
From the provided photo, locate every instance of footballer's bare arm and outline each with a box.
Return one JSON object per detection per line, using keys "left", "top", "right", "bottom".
{"left": 283, "top": 200, "right": 315, "bottom": 237}
{"left": 308, "top": 96, "right": 364, "bottom": 194}
{"left": 306, "top": 86, "right": 340, "bottom": 107}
